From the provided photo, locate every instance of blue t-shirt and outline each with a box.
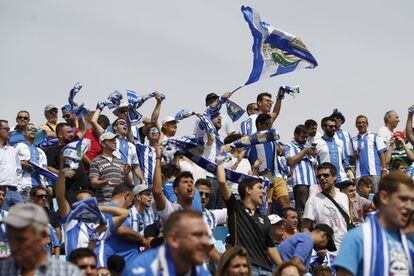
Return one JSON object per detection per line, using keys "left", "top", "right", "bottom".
{"left": 104, "top": 202, "right": 140, "bottom": 264}
{"left": 335, "top": 227, "right": 413, "bottom": 276}
{"left": 163, "top": 181, "right": 202, "bottom": 212}
{"left": 278, "top": 231, "right": 313, "bottom": 269}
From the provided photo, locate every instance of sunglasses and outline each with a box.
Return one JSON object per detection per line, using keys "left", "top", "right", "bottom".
{"left": 148, "top": 129, "right": 160, "bottom": 134}
{"left": 17, "top": 116, "right": 29, "bottom": 120}
{"left": 199, "top": 191, "right": 210, "bottom": 198}
{"left": 0, "top": 127, "right": 10, "bottom": 132}
{"left": 26, "top": 127, "right": 38, "bottom": 132}
{"left": 316, "top": 173, "right": 332, "bottom": 179}
{"left": 326, "top": 125, "right": 336, "bottom": 129}
{"left": 35, "top": 194, "right": 48, "bottom": 199}
{"left": 118, "top": 121, "right": 127, "bottom": 126}
{"left": 48, "top": 109, "right": 58, "bottom": 114}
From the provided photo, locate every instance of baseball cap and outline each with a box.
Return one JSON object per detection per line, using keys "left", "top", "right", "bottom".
{"left": 205, "top": 93, "right": 219, "bottom": 106}
{"left": 1, "top": 202, "right": 49, "bottom": 228}
{"left": 393, "top": 131, "right": 405, "bottom": 139}
{"left": 162, "top": 116, "right": 177, "bottom": 126}
{"left": 314, "top": 224, "right": 337, "bottom": 251}
{"left": 99, "top": 131, "right": 118, "bottom": 144}
{"left": 44, "top": 104, "right": 58, "bottom": 112}
{"left": 268, "top": 214, "right": 286, "bottom": 225}
{"left": 133, "top": 184, "right": 150, "bottom": 195}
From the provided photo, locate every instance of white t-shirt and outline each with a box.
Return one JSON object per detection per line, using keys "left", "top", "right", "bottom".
{"left": 223, "top": 157, "right": 251, "bottom": 195}
{"left": 303, "top": 191, "right": 349, "bottom": 252}
{"left": 378, "top": 126, "right": 394, "bottom": 148}
{"left": 193, "top": 115, "right": 234, "bottom": 139}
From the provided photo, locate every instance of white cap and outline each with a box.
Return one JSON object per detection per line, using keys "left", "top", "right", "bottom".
{"left": 268, "top": 214, "right": 286, "bottom": 225}
{"left": 133, "top": 184, "right": 150, "bottom": 195}
{"left": 99, "top": 131, "right": 118, "bottom": 144}
{"left": 162, "top": 116, "right": 177, "bottom": 126}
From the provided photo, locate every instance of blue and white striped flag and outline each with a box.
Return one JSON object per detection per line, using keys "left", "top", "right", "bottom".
{"left": 68, "top": 82, "right": 82, "bottom": 107}
{"left": 67, "top": 197, "right": 107, "bottom": 225}
{"left": 175, "top": 109, "right": 197, "bottom": 121}
{"left": 241, "top": 6, "right": 318, "bottom": 85}
{"left": 126, "top": 90, "right": 166, "bottom": 109}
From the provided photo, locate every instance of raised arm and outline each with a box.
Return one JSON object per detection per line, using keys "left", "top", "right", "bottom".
{"left": 91, "top": 107, "right": 105, "bottom": 136}
{"left": 216, "top": 163, "right": 232, "bottom": 201}
{"left": 141, "top": 92, "right": 164, "bottom": 134}
{"left": 406, "top": 106, "right": 414, "bottom": 146}
{"left": 269, "top": 89, "right": 284, "bottom": 123}
{"left": 98, "top": 205, "right": 129, "bottom": 230}
{"left": 56, "top": 156, "right": 71, "bottom": 219}
{"left": 152, "top": 145, "right": 167, "bottom": 211}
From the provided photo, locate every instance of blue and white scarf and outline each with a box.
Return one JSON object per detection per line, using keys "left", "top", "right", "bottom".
{"left": 163, "top": 137, "right": 270, "bottom": 212}
{"left": 67, "top": 197, "right": 107, "bottom": 225}
{"left": 105, "top": 90, "right": 123, "bottom": 109}
{"left": 230, "top": 129, "right": 279, "bottom": 148}
{"left": 226, "top": 99, "right": 245, "bottom": 122}
{"left": 62, "top": 139, "right": 91, "bottom": 170}
{"left": 68, "top": 82, "right": 83, "bottom": 109}
{"left": 362, "top": 215, "right": 414, "bottom": 276}
{"left": 175, "top": 109, "right": 197, "bottom": 121}
{"left": 28, "top": 161, "right": 57, "bottom": 181}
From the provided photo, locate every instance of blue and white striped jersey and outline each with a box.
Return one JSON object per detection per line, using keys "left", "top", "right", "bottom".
{"left": 408, "top": 164, "right": 414, "bottom": 180}
{"left": 335, "top": 130, "right": 353, "bottom": 168}
{"left": 284, "top": 140, "right": 317, "bottom": 186}
{"left": 247, "top": 129, "right": 282, "bottom": 177}
{"left": 135, "top": 143, "right": 156, "bottom": 187}
{"left": 114, "top": 137, "right": 139, "bottom": 167}
{"left": 63, "top": 212, "right": 114, "bottom": 268}
{"left": 240, "top": 114, "right": 258, "bottom": 136}
{"left": 202, "top": 208, "right": 227, "bottom": 233}
{"left": 15, "top": 142, "right": 48, "bottom": 189}
{"left": 314, "top": 137, "right": 348, "bottom": 183}
{"left": 128, "top": 206, "right": 158, "bottom": 234}
{"left": 351, "top": 132, "right": 387, "bottom": 178}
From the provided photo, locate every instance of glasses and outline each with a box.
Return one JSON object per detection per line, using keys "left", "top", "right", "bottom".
{"left": 326, "top": 125, "right": 336, "bottom": 129}
{"left": 48, "top": 109, "right": 58, "bottom": 114}
{"left": 317, "top": 173, "right": 332, "bottom": 179}
{"left": 17, "top": 116, "right": 29, "bottom": 120}
{"left": 35, "top": 194, "right": 48, "bottom": 199}
{"left": 0, "top": 127, "right": 10, "bottom": 132}
{"left": 199, "top": 191, "right": 210, "bottom": 198}
{"left": 118, "top": 121, "right": 127, "bottom": 126}
{"left": 26, "top": 127, "right": 38, "bottom": 132}
{"left": 148, "top": 129, "right": 160, "bottom": 134}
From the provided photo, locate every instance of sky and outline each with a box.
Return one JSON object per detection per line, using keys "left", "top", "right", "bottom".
{"left": 1, "top": 0, "right": 413, "bottom": 140}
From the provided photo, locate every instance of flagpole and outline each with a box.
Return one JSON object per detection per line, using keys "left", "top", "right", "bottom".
{"left": 230, "top": 85, "right": 244, "bottom": 95}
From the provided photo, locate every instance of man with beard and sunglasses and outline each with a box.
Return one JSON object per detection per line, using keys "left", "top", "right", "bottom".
{"left": 313, "top": 116, "right": 349, "bottom": 185}
{"left": 15, "top": 123, "right": 49, "bottom": 201}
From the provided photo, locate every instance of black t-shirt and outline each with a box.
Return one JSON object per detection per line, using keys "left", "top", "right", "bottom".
{"left": 225, "top": 194, "right": 274, "bottom": 271}
{"left": 45, "top": 144, "right": 91, "bottom": 192}
{"left": 144, "top": 221, "right": 163, "bottom": 248}
{"left": 48, "top": 209, "right": 61, "bottom": 229}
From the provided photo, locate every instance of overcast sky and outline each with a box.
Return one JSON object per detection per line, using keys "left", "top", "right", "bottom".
{"left": 1, "top": 0, "right": 413, "bottom": 139}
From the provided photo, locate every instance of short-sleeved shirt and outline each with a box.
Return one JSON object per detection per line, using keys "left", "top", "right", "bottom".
{"left": 225, "top": 194, "right": 274, "bottom": 271}
{"left": 114, "top": 137, "right": 139, "bottom": 167}
{"left": 162, "top": 181, "right": 202, "bottom": 212}
{"left": 278, "top": 231, "right": 314, "bottom": 269}
{"left": 334, "top": 226, "right": 412, "bottom": 276}
{"left": 303, "top": 191, "right": 349, "bottom": 252}
{"left": 284, "top": 140, "right": 318, "bottom": 186}
{"left": 314, "top": 137, "right": 348, "bottom": 183}
{"left": 352, "top": 194, "right": 372, "bottom": 223}
{"left": 0, "top": 144, "right": 21, "bottom": 188}
{"left": 15, "top": 142, "right": 48, "bottom": 189}
{"left": 89, "top": 155, "right": 126, "bottom": 202}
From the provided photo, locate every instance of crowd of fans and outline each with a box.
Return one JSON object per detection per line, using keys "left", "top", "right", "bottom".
{"left": 0, "top": 87, "right": 414, "bottom": 276}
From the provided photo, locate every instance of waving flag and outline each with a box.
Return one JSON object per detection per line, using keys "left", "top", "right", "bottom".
{"left": 241, "top": 6, "right": 318, "bottom": 85}
{"left": 106, "top": 90, "right": 123, "bottom": 109}
{"left": 62, "top": 139, "right": 91, "bottom": 170}
{"left": 28, "top": 161, "right": 58, "bottom": 181}
{"left": 226, "top": 99, "right": 245, "bottom": 122}
{"left": 175, "top": 109, "right": 197, "bottom": 121}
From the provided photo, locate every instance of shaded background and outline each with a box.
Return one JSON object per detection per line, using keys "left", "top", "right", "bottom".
{"left": 1, "top": 0, "right": 413, "bottom": 139}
